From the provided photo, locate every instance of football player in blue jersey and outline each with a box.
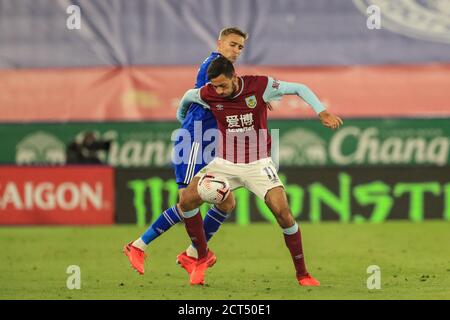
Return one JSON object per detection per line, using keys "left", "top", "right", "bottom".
{"left": 124, "top": 27, "right": 248, "bottom": 275}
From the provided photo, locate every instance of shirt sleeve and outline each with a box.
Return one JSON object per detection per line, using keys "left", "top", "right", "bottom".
{"left": 262, "top": 77, "right": 326, "bottom": 114}
{"left": 195, "top": 53, "right": 218, "bottom": 88}
{"left": 176, "top": 89, "right": 210, "bottom": 123}
{"left": 195, "top": 64, "right": 209, "bottom": 88}
{"left": 195, "top": 68, "right": 204, "bottom": 89}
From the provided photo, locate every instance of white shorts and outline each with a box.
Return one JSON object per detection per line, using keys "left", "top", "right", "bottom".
{"left": 195, "top": 157, "right": 284, "bottom": 200}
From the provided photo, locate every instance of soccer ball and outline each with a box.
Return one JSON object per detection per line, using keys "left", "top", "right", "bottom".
{"left": 197, "top": 173, "right": 231, "bottom": 204}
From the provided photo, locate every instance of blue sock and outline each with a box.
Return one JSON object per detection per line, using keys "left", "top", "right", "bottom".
{"left": 141, "top": 206, "right": 183, "bottom": 245}
{"left": 203, "top": 206, "right": 229, "bottom": 242}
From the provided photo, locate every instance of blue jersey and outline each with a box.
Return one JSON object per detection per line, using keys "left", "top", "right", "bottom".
{"left": 173, "top": 52, "right": 221, "bottom": 187}
{"left": 182, "top": 52, "right": 221, "bottom": 127}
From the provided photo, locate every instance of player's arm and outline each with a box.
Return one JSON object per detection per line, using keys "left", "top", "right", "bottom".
{"left": 178, "top": 55, "right": 214, "bottom": 122}
{"left": 176, "top": 89, "right": 210, "bottom": 123}
{"left": 263, "top": 77, "right": 343, "bottom": 129}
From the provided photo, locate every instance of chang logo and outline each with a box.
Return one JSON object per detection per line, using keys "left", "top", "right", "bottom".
{"left": 279, "top": 129, "right": 327, "bottom": 165}
{"left": 353, "top": 0, "right": 450, "bottom": 43}
{"left": 16, "top": 132, "right": 66, "bottom": 164}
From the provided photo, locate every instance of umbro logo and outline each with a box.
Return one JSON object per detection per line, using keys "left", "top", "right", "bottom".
{"left": 216, "top": 104, "right": 224, "bottom": 110}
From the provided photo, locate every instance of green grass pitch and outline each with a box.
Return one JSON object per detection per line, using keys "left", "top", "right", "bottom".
{"left": 1, "top": 221, "right": 449, "bottom": 300}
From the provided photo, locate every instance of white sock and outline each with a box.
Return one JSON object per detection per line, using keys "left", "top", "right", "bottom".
{"left": 132, "top": 238, "right": 148, "bottom": 251}
{"left": 186, "top": 244, "right": 198, "bottom": 259}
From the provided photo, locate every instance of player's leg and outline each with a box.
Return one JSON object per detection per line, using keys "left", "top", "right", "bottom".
{"left": 123, "top": 178, "right": 215, "bottom": 277}
{"left": 179, "top": 158, "right": 242, "bottom": 284}
{"left": 178, "top": 176, "right": 212, "bottom": 261}
{"left": 123, "top": 200, "right": 184, "bottom": 274}
{"left": 179, "top": 176, "right": 236, "bottom": 263}
{"left": 177, "top": 187, "right": 235, "bottom": 275}
{"left": 130, "top": 202, "right": 184, "bottom": 251}
{"left": 245, "top": 158, "right": 319, "bottom": 286}
{"left": 177, "top": 176, "right": 217, "bottom": 285}
{"left": 205, "top": 193, "right": 236, "bottom": 241}
{"left": 264, "top": 187, "right": 320, "bottom": 286}
{"left": 180, "top": 139, "right": 236, "bottom": 260}
{"left": 125, "top": 142, "right": 195, "bottom": 253}
{"left": 195, "top": 116, "right": 236, "bottom": 246}
{"left": 264, "top": 187, "right": 306, "bottom": 271}
{"left": 181, "top": 185, "right": 236, "bottom": 250}
{"left": 183, "top": 191, "right": 236, "bottom": 259}
{"left": 123, "top": 130, "right": 197, "bottom": 274}
{"left": 180, "top": 157, "right": 240, "bottom": 259}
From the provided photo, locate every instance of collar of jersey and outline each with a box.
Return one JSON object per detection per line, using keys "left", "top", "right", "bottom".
{"left": 231, "top": 77, "right": 244, "bottom": 99}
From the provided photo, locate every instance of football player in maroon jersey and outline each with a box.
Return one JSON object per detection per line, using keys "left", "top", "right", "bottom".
{"left": 176, "top": 56, "right": 343, "bottom": 285}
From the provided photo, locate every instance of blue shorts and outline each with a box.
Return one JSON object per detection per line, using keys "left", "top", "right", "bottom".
{"left": 173, "top": 106, "right": 217, "bottom": 189}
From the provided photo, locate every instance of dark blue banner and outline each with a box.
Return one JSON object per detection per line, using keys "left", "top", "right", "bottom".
{"left": 1, "top": 0, "right": 450, "bottom": 68}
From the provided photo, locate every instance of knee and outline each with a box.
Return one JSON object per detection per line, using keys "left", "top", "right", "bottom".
{"left": 277, "top": 208, "right": 294, "bottom": 227}
{"left": 265, "top": 200, "right": 293, "bottom": 228}
{"left": 178, "top": 190, "right": 198, "bottom": 212}
{"left": 178, "top": 198, "right": 189, "bottom": 213}
{"left": 217, "top": 194, "right": 236, "bottom": 214}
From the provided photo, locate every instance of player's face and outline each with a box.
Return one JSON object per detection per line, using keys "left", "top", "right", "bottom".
{"left": 217, "top": 34, "right": 245, "bottom": 63}
{"left": 210, "top": 74, "right": 238, "bottom": 98}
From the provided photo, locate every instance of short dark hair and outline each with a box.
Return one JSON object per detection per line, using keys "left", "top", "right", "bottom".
{"left": 219, "top": 27, "right": 248, "bottom": 40}
{"left": 207, "top": 56, "right": 235, "bottom": 80}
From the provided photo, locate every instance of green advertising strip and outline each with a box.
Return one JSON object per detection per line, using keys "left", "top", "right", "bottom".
{"left": 115, "top": 167, "right": 450, "bottom": 225}
{"left": 1, "top": 118, "right": 449, "bottom": 167}
{"left": 0, "top": 122, "right": 179, "bottom": 168}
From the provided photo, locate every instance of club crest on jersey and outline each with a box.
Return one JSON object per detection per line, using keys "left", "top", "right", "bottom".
{"left": 245, "top": 95, "right": 257, "bottom": 109}
{"left": 216, "top": 104, "right": 224, "bottom": 110}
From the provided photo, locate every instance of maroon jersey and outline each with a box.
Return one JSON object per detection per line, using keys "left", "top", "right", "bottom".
{"left": 200, "top": 75, "right": 271, "bottom": 163}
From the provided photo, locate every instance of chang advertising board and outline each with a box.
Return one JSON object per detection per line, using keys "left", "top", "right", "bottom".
{"left": 0, "top": 166, "right": 114, "bottom": 225}
{"left": 276, "top": 119, "right": 450, "bottom": 167}
{"left": 116, "top": 167, "right": 450, "bottom": 225}
{"left": 1, "top": 119, "right": 449, "bottom": 167}
{"left": 0, "top": 123, "right": 177, "bottom": 168}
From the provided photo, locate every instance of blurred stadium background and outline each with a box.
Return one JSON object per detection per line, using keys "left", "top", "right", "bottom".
{"left": 0, "top": 0, "right": 449, "bottom": 300}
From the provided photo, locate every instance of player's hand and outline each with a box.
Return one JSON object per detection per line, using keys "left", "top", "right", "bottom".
{"left": 318, "top": 111, "right": 343, "bottom": 130}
